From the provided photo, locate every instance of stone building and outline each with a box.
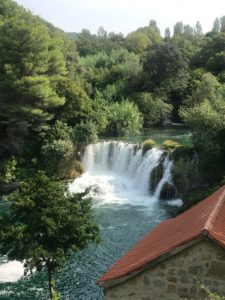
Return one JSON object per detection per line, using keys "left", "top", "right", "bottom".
{"left": 97, "top": 186, "right": 225, "bottom": 299}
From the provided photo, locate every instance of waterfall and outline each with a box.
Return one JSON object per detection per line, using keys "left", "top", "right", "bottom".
{"left": 69, "top": 141, "right": 182, "bottom": 206}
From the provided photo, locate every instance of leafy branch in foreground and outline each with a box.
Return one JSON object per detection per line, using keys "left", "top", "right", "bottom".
{"left": 0, "top": 171, "right": 100, "bottom": 300}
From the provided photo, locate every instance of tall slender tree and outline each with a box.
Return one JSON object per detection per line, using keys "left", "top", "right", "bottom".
{"left": 220, "top": 16, "right": 225, "bottom": 32}
{"left": 165, "top": 27, "right": 171, "bottom": 38}
{"left": 194, "top": 21, "right": 203, "bottom": 36}
{"left": 212, "top": 18, "right": 220, "bottom": 33}
{"left": 149, "top": 19, "right": 161, "bottom": 35}
{"left": 173, "top": 21, "right": 184, "bottom": 36}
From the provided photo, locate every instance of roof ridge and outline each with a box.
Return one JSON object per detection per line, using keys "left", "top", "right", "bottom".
{"left": 204, "top": 187, "right": 225, "bottom": 232}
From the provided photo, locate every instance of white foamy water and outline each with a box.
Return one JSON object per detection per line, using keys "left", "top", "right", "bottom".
{"left": 70, "top": 141, "right": 182, "bottom": 207}
{"left": 0, "top": 260, "right": 24, "bottom": 282}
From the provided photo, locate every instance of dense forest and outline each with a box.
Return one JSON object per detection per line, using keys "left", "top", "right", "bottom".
{"left": 0, "top": 0, "right": 225, "bottom": 298}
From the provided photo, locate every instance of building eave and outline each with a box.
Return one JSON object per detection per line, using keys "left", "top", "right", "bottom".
{"left": 98, "top": 236, "right": 203, "bottom": 289}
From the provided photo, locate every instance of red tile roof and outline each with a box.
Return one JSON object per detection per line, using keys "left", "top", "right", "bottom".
{"left": 97, "top": 185, "right": 225, "bottom": 285}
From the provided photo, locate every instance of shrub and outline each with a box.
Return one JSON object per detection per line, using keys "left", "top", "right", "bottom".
{"left": 142, "top": 139, "right": 156, "bottom": 155}
{"left": 39, "top": 121, "right": 78, "bottom": 178}
{"left": 104, "top": 100, "right": 143, "bottom": 137}
{"left": 162, "top": 140, "right": 181, "bottom": 150}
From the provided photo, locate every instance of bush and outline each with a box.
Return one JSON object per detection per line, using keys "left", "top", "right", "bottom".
{"left": 134, "top": 92, "right": 172, "bottom": 127}
{"left": 39, "top": 121, "right": 78, "bottom": 178}
{"left": 162, "top": 140, "right": 181, "bottom": 150}
{"left": 142, "top": 139, "right": 156, "bottom": 155}
{"left": 0, "top": 157, "right": 17, "bottom": 185}
{"left": 104, "top": 100, "right": 143, "bottom": 137}
{"left": 73, "top": 121, "right": 98, "bottom": 144}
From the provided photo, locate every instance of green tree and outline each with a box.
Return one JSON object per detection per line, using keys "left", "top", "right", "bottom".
{"left": 212, "top": 18, "right": 221, "bottom": 33}
{"left": 39, "top": 121, "right": 80, "bottom": 179}
{"left": 134, "top": 92, "right": 172, "bottom": 127}
{"left": 75, "top": 29, "right": 99, "bottom": 56}
{"left": 173, "top": 21, "right": 184, "bottom": 36}
{"left": 180, "top": 85, "right": 225, "bottom": 183}
{"left": 108, "top": 31, "right": 124, "bottom": 44}
{"left": 80, "top": 48, "right": 142, "bottom": 100}
{"left": 183, "top": 24, "right": 194, "bottom": 37}
{"left": 125, "top": 31, "right": 150, "bottom": 54}
{"left": 143, "top": 40, "right": 188, "bottom": 92}
{"left": 149, "top": 19, "right": 161, "bottom": 35}
{"left": 97, "top": 26, "right": 107, "bottom": 39}
{"left": 143, "top": 40, "right": 188, "bottom": 121}
{"left": 165, "top": 27, "right": 171, "bottom": 38}
{"left": 189, "top": 73, "right": 220, "bottom": 105}
{"left": 193, "top": 33, "right": 225, "bottom": 74}
{"left": 220, "top": 16, "right": 225, "bottom": 32}
{"left": 194, "top": 21, "right": 203, "bottom": 36}
{"left": 0, "top": 8, "right": 67, "bottom": 155}
{"left": 104, "top": 100, "right": 143, "bottom": 136}
{"left": 0, "top": 172, "right": 100, "bottom": 300}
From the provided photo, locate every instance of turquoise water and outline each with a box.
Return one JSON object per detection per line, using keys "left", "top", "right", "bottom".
{"left": 103, "top": 127, "right": 192, "bottom": 146}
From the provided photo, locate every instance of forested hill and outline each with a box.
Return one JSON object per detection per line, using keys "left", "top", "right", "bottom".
{"left": 0, "top": 0, "right": 225, "bottom": 201}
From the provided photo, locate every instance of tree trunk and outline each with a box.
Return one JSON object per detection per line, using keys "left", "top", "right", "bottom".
{"left": 47, "top": 267, "right": 54, "bottom": 300}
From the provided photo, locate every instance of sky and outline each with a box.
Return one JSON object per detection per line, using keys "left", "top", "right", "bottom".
{"left": 15, "top": 0, "right": 225, "bottom": 35}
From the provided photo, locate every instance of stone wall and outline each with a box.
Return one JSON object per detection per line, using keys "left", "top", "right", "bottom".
{"left": 104, "top": 240, "right": 225, "bottom": 300}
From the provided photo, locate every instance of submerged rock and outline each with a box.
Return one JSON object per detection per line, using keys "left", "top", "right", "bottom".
{"left": 159, "top": 181, "right": 177, "bottom": 200}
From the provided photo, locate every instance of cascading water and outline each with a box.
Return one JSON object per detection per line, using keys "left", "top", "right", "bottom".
{"left": 69, "top": 141, "right": 182, "bottom": 206}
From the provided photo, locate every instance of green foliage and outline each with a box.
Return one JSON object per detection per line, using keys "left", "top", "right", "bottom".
{"left": 39, "top": 121, "right": 82, "bottom": 179}
{"left": 143, "top": 40, "right": 188, "bottom": 93}
{"left": 71, "top": 27, "right": 123, "bottom": 57}
{"left": 134, "top": 93, "right": 172, "bottom": 127}
{"left": 104, "top": 100, "right": 143, "bottom": 137}
{"left": 142, "top": 139, "right": 156, "bottom": 155}
{"left": 0, "top": 156, "right": 17, "bottom": 184}
{"left": 0, "top": 171, "right": 100, "bottom": 299}
{"left": 73, "top": 121, "right": 98, "bottom": 144}
{"left": 193, "top": 33, "right": 225, "bottom": 74}
{"left": 125, "top": 31, "right": 150, "bottom": 54}
{"left": 53, "top": 78, "right": 89, "bottom": 125}
{"left": 180, "top": 82, "right": 225, "bottom": 183}
{"left": 149, "top": 20, "right": 161, "bottom": 35}
{"left": 173, "top": 22, "right": 184, "bottom": 36}
{"left": 80, "top": 48, "right": 142, "bottom": 99}
{"left": 181, "top": 100, "right": 224, "bottom": 130}
{"left": 136, "top": 26, "right": 162, "bottom": 44}
{"left": 162, "top": 140, "right": 182, "bottom": 150}
{"left": 0, "top": 3, "right": 69, "bottom": 155}
{"left": 188, "top": 73, "right": 220, "bottom": 106}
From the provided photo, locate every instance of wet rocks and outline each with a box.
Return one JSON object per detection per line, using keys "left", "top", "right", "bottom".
{"left": 159, "top": 181, "right": 177, "bottom": 200}
{"left": 149, "top": 163, "right": 164, "bottom": 194}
